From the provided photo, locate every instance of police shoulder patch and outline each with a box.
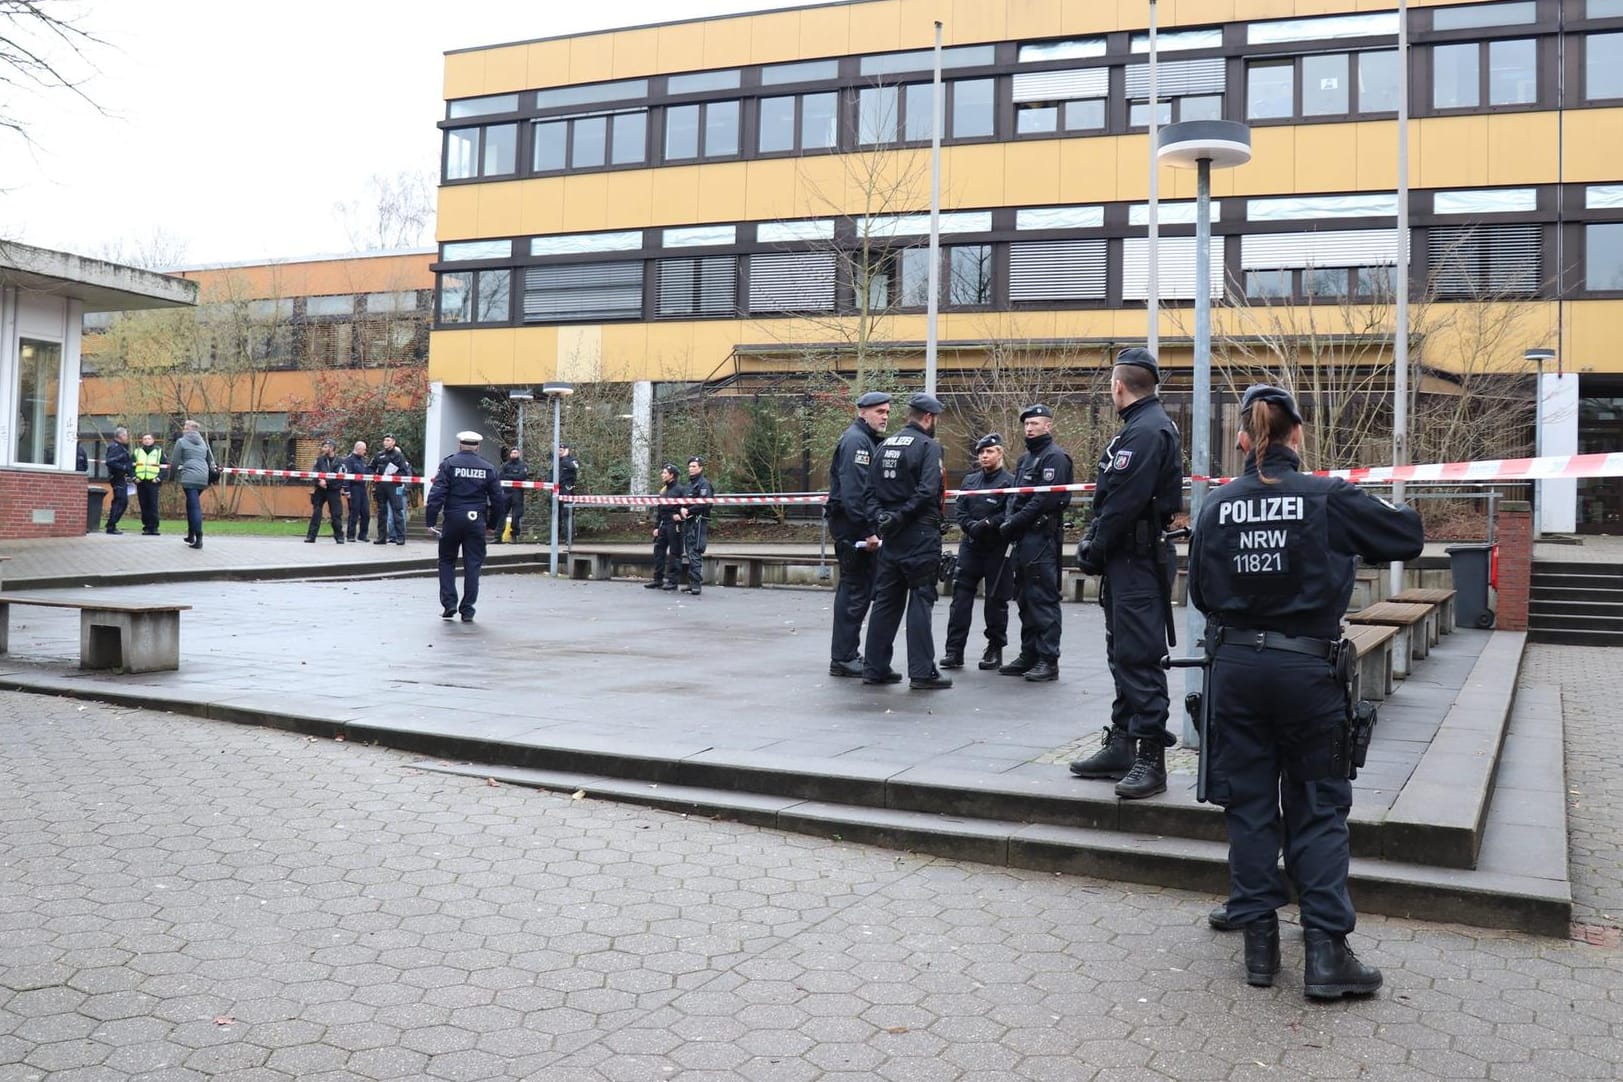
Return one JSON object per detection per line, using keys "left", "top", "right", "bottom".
{"left": 1041, "top": 467, "right": 1055, "bottom": 482}
{"left": 1113, "top": 450, "right": 1134, "bottom": 471}
{"left": 854, "top": 449, "right": 871, "bottom": 465}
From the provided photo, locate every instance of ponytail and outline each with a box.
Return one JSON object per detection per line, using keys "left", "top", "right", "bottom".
{"left": 1245, "top": 401, "right": 1297, "bottom": 486}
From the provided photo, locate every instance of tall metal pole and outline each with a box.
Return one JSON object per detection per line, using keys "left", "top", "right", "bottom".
{"left": 1146, "top": 0, "right": 1160, "bottom": 355}
{"left": 549, "top": 395, "right": 562, "bottom": 576}
{"left": 1183, "top": 156, "right": 1214, "bottom": 742}
{"left": 924, "top": 20, "right": 943, "bottom": 396}
{"left": 515, "top": 401, "right": 525, "bottom": 457}
{"left": 1390, "top": 0, "right": 1411, "bottom": 596}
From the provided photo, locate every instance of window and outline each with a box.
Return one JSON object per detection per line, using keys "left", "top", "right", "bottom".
{"left": 665, "top": 100, "right": 739, "bottom": 160}
{"left": 1248, "top": 193, "right": 1398, "bottom": 220}
{"left": 1434, "top": 187, "right": 1536, "bottom": 214}
{"left": 1129, "top": 28, "right": 1225, "bottom": 52}
{"left": 476, "top": 270, "right": 511, "bottom": 322}
{"left": 951, "top": 79, "right": 995, "bottom": 137}
{"left": 864, "top": 246, "right": 990, "bottom": 308}
{"left": 1009, "top": 240, "right": 1106, "bottom": 302}
{"left": 860, "top": 45, "right": 996, "bottom": 76}
{"left": 1591, "top": 0, "right": 1623, "bottom": 15}
{"left": 758, "top": 219, "right": 835, "bottom": 244}
{"left": 247, "top": 298, "right": 294, "bottom": 321}
{"left": 448, "top": 94, "right": 519, "bottom": 119}
{"left": 1356, "top": 50, "right": 1401, "bottom": 113}
{"left": 522, "top": 262, "right": 644, "bottom": 322}
{"left": 1427, "top": 224, "right": 1542, "bottom": 297}
{"left": 305, "top": 295, "right": 353, "bottom": 318}
{"left": 1123, "top": 237, "right": 1225, "bottom": 300}
{"left": 749, "top": 252, "right": 837, "bottom": 312}
{"left": 860, "top": 80, "right": 996, "bottom": 145}
{"left": 365, "top": 291, "right": 420, "bottom": 314}
{"left": 531, "top": 231, "right": 642, "bottom": 256}
{"left": 663, "top": 225, "right": 736, "bottom": 247}
{"left": 1304, "top": 266, "right": 1350, "bottom": 298}
{"left": 948, "top": 246, "right": 993, "bottom": 305}
{"left": 1131, "top": 95, "right": 1222, "bottom": 125}
{"left": 444, "top": 123, "right": 517, "bottom": 180}
{"left": 1302, "top": 54, "right": 1349, "bottom": 116}
{"left": 1248, "top": 12, "right": 1398, "bottom": 45}
{"left": 1015, "top": 206, "right": 1105, "bottom": 230}
{"left": 1126, "top": 57, "right": 1226, "bottom": 125}
{"left": 535, "top": 111, "right": 647, "bottom": 172}
{"left": 1586, "top": 223, "right": 1623, "bottom": 291}
{"left": 656, "top": 257, "right": 738, "bottom": 317}
{"left": 1248, "top": 51, "right": 1398, "bottom": 120}
{"left": 859, "top": 211, "right": 993, "bottom": 238}
{"left": 1246, "top": 269, "right": 1293, "bottom": 298}
{"left": 668, "top": 70, "right": 740, "bottom": 94}
{"left": 1012, "top": 67, "right": 1108, "bottom": 134}
{"left": 535, "top": 79, "right": 648, "bottom": 111}
{"left": 1356, "top": 266, "right": 1395, "bottom": 297}
{"left": 13, "top": 338, "right": 62, "bottom": 465}
{"left": 1247, "top": 61, "right": 1294, "bottom": 119}
{"left": 1432, "top": 2, "right": 1536, "bottom": 30}
{"left": 1019, "top": 38, "right": 1107, "bottom": 62}
{"left": 442, "top": 240, "right": 511, "bottom": 262}
{"left": 305, "top": 322, "right": 353, "bottom": 366}
{"left": 758, "top": 92, "right": 837, "bottom": 153}
{"left": 1588, "top": 34, "right": 1623, "bottom": 100}
{"left": 761, "top": 59, "right": 840, "bottom": 85}
{"left": 1433, "top": 40, "right": 1538, "bottom": 109}
{"left": 439, "top": 273, "right": 472, "bottom": 323}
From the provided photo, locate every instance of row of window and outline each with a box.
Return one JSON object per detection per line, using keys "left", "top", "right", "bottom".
{"left": 434, "top": 220, "right": 1623, "bottom": 327}
{"left": 445, "top": 31, "right": 1623, "bottom": 181}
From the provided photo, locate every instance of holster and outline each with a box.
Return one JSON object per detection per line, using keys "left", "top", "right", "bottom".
{"left": 1329, "top": 639, "right": 1378, "bottom": 779}
{"left": 835, "top": 539, "right": 870, "bottom": 577}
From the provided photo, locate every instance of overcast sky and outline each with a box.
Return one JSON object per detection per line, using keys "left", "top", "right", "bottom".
{"left": 0, "top": 0, "right": 829, "bottom": 268}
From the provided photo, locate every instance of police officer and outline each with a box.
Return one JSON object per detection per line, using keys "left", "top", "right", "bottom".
{"left": 305, "top": 439, "right": 346, "bottom": 544}
{"left": 680, "top": 456, "right": 714, "bottom": 596}
{"left": 1189, "top": 384, "right": 1423, "bottom": 999}
{"left": 998, "top": 405, "right": 1074, "bottom": 682}
{"left": 941, "top": 433, "right": 1014, "bottom": 671}
{"left": 341, "top": 440, "right": 370, "bottom": 542}
{"left": 645, "top": 464, "right": 686, "bottom": 591}
{"left": 103, "top": 427, "right": 133, "bottom": 534}
{"left": 132, "top": 433, "right": 167, "bottom": 535}
{"left": 425, "top": 430, "right": 507, "bottom": 622}
{"left": 495, "top": 447, "right": 528, "bottom": 543}
{"left": 556, "top": 442, "right": 580, "bottom": 544}
{"left": 825, "top": 391, "right": 891, "bottom": 677}
{"left": 860, "top": 393, "right": 951, "bottom": 690}
{"left": 1070, "top": 348, "right": 1184, "bottom": 799}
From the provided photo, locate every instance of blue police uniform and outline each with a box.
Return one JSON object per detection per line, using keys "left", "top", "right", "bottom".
{"left": 103, "top": 438, "right": 132, "bottom": 533}
{"left": 825, "top": 394, "right": 888, "bottom": 674}
{"left": 425, "top": 435, "right": 507, "bottom": 621}
{"left": 648, "top": 470, "right": 687, "bottom": 590}
{"left": 942, "top": 441, "right": 1014, "bottom": 669}
{"left": 1189, "top": 385, "right": 1423, "bottom": 997}
{"left": 683, "top": 461, "right": 714, "bottom": 594}
{"left": 495, "top": 456, "right": 528, "bottom": 542}
{"left": 999, "top": 408, "right": 1073, "bottom": 678}
{"left": 861, "top": 395, "right": 949, "bottom": 688}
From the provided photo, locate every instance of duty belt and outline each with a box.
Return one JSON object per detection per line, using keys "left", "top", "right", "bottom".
{"left": 1215, "top": 627, "right": 1337, "bottom": 659}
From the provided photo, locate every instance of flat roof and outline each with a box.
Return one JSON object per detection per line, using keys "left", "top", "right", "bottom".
{"left": 0, "top": 242, "right": 198, "bottom": 313}
{"left": 444, "top": 0, "right": 881, "bottom": 56}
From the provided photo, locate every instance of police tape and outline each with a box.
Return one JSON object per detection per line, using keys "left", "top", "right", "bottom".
{"left": 214, "top": 466, "right": 557, "bottom": 491}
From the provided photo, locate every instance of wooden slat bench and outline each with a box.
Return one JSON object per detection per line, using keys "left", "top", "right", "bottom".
{"left": 1343, "top": 623, "right": 1399, "bottom": 701}
{"left": 1346, "top": 601, "right": 1437, "bottom": 677}
{"left": 0, "top": 594, "right": 190, "bottom": 673}
{"left": 1389, "top": 588, "right": 1458, "bottom": 634}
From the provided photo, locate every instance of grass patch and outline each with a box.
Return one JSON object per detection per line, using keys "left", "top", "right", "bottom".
{"left": 190, "top": 519, "right": 311, "bottom": 537}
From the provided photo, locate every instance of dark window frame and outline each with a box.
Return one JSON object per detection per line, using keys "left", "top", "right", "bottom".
{"left": 1242, "top": 47, "right": 1404, "bottom": 125}
{"left": 1422, "top": 34, "right": 1552, "bottom": 114}
{"left": 662, "top": 98, "right": 744, "bottom": 163}
{"left": 530, "top": 110, "right": 650, "bottom": 175}
{"left": 442, "top": 122, "right": 520, "bottom": 183}
{"left": 852, "top": 77, "right": 1002, "bottom": 149}
{"left": 753, "top": 89, "right": 841, "bottom": 157}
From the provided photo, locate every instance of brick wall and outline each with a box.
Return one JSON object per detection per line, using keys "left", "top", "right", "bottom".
{"left": 0, "top": 469, "right": 90, "bottom": 539}
{"left": 1495, "top": 500, "right": 1532, "bottom": 631}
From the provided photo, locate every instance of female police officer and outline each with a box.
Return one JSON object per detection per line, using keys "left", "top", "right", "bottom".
{"left": 1188, "top": 385, "right": 1423, "bottom": 999}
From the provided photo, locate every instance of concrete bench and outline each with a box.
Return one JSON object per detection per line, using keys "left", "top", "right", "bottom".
{"left": 1346, "top": 601, "right": 1437, "bottom": 677}
{"left": 569, "top": 552, "right": 615, "bottom": 580}
{"left": 1343, "top": 623, "right": 1398, "bottom": 701}
{"left": 0, "top": 594, "right": 190, "bottom": 673}
{"left": 1390, "top": 588, "right": 1457, "bottom": 634}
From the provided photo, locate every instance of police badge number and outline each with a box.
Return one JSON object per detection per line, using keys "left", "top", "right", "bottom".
{"left": 1112, "top": 450, "right": 1134, "bottom": 471}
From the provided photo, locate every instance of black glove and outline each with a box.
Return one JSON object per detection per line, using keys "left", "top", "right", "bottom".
{"left": 1076, "top": 539, "right": 1103, "bottom": 575}
{"left": 876, "top": 512, "right": 900, "bottom": 539}
{"left": 965, "top": 520, "right": 983, "bottom": 540}
{"left": 998, "top": 518, "right": 1019, "bottom": 540}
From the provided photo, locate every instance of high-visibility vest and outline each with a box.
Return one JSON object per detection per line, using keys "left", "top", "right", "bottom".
{"left": 133, "top": 446, "right": 164, "bottom": 482}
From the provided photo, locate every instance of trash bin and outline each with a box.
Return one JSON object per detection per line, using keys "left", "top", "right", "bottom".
{"left": 1446, "top": 543, "right": 1496, "bottom": 629}
{"left": 86, "top": 485, "right": 108, "bottom": 533}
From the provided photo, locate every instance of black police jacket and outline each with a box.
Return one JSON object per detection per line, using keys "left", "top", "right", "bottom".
{"left": 370, "top": 448, "right": 409, "bottom": 489}
{"left": 1188, "top": 446, "right": 1425, "bottom": 640}
{"left": 864, "top": 420, "right": 944, "bottom": 537}
{"left": 955, "top": 467, "right": 1015, "bottom": 551}
{"left": 1003, "top": 433, "right": 1073, "bottom": 536}
{"left": 311, "top": 454, "right": 342, "bottom": 494}
{"left": 104, "top": 440, "right": 132, "bottom": 482}
{"left": 655, "top": 481, "right": 687, "bottom": 527}
{"left": 825, "top": 418, "right": 883, "bottom": 543}
{"left": 1084, "top": 395, "right": 1183, "bottom": 559}
{"left": 339, "top": 453, "right": 369, "bottom": 494}
{"left": 686, "top": 474, "right": 715, "bottom": 519}
{"left": 556, "top": 454, "right": 579, "bottom": 490}
{"left": 425, "top": 450, "right": 506, "bottom": 528}
{"left": 499, "top": 459, "right": 528, "bottom": 502}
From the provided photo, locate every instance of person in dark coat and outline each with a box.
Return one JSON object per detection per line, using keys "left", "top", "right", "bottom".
{"left": 370, "top": 435, "right": 410, "bottom": 545}
{"left": 495, "top": 447, "right": 528, "bottom": 543}
{"left": 103, "top": 427, "right": 133, "bottom": 534}
{"left": 825, "top": 391, "right": 891, "bottom": 676}
{"left": 941, "top": 433, "right": 1015, "bottom": 671}
{"left": 305, "top": 439, "right": 346, "bottom": 543}
{"left": 998, "top": 405, "right": 1074, "bottom": 682}
{"left": 645, "top": 464, "right": 686, "bottom": 591}
{"left": 425, "top": 430, "right": 507, "bottom": 621}
{"left": 341, "top": 441, "right": 370, "bottom": 542}
{"left": 680, "top": 456, "right": 714, "bottom": 595}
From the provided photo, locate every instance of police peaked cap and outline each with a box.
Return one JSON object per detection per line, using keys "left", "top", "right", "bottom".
{"left": 855, "top": 391, "right": 891, "bottom": 408}
{"left": 1239, "top": 384, "right": 1304, "bottom": 425}
{"left": 1019, "top": 403, "right": 1053, "bottom": 421}
{"left": 1115, "top": 347, "right": 1161, "bottom": 383}
{"left": 456, "top": 430, "right": 484, "bottom": 444}
{"left": 688, "top": 455, "right": 705, "bottom": 466}
{"left": 974, "top": 433, "right": 1003, "bottom": 452}
{"left": 909, "top": 393, "right": 944, "bottom": 415}
{"left": 661, "top": 462, "right": 678, "bottom": 474}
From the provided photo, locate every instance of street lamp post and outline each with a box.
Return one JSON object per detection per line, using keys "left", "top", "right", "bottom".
{"left": 1157, "top": 119, "right": 1252, "bottom": 745}
{"left": 1525, "top": 348, "right": 1556, "bottom": 536}
{"left": 542, "top": 382, "right": 573, "bottom": 575}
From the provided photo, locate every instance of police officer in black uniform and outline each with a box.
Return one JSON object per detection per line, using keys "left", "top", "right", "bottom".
{"left": 826, "top": 392, "right": 891, "bottom": 676}
{"left": 998, "top": 405, "right": 1074, "bottom": 682}
{"left": 646, "top": 464, "right": 686, "bottom": 590}
{"left": 680, "top": 456, "right": 714, "bottom": 596}
{"left": 1070, "top": 348, "right": 1185, "bottom": 799}
{"left": 941, "top": 433, "right": 1015, "bottom": 671}
{"left": 425, "top": 430, "right": 507, "bottom": 622}
{"left": 1190, "top": 384, "right": 1423, "bottom": 999}
{"left": 494, "top": 447, "right": 528, "bottom": 543}
{"left": 861, "top": 393, "right": 951, "bottom": 690}
{"left": 556, "top": 442, "right": 580, "bottom": 543}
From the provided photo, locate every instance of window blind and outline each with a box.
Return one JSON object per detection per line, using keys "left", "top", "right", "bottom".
{"left": 657, "top": 257, "right": 738, "bottom": 317}
{"left": 1009, "top": 240, "right": 1107, "bottom": 301}
{"left": 522, "top": 262, "right": 644, "bottom": 322}
{"left": 748, "top": 252, "right": 837, "bottom": 312}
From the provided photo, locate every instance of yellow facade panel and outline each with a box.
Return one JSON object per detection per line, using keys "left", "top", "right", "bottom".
{"left": 795, "top": 5, "right": 852, "bottom": 60}
{"left": 702, "top": 19, "right": 756, "bottom": 70}
{"left": 480, "top": 47, "right": 528, "bottom": 97}
{"left": 567, "top": 34, "right": 616, "bottom": 87}
{"left": 747, "top": 10, "right": 806, "bottom": 67}
{"left": 1354, "top": 120, "right": 1404, "bottom": 192}
{"left": 1235, "top": 127, "right": 1297, "bottom": 196}
{"left": 1001, "top": 141, "right": 1062, "bottom": 206}
{"left": 648, "top": 166, "right": 703, "bottom": 225}
{"left": 437, "top": 186, "right": 480, "bottom": 241}
{"left": 846, "top": 2, "right": 904, "bottom": 55}
{"left": 524, "top": 40, "right": 573, "bottom": 91}
{"left": 948, "top": 0, "right": 1008, "bottom": 44}
{"left": 1007, "top": 0, "right": 1083, "bottom": 39}
{"left": 557, "top": 325, "right": 602, "bottom": 383}
{"left": 428, "top": 329, "right": 475, "bottom": 385}
{"left": 1414, "top": 114, "right": 1490, "bottom": 189}
{"left": 695, "top": 165, "right": 750, "bottom": 224}
{"left": 1484, "top": 113, "right": 1559, "bottom": 187}
{"left": 600, "top": 323, "right": 658, "bottom": 378}
{"left": 1566, "top": 301, "right": 1623, "bottom": 373}
{"left": 1058, "top": 138, "right": 1119, "bottom": 204}
{"left": 1561, "top": 108, "right": 1623, "bottom": 183}
{"left": 601, "top": 171, "right": 656, "bottom": 229}
{"left": 442, "top": 51, "right": 488, "bottom": 101}
{"left": 519, "top": 181, "right": 566, "bottom": 237}
{"left": 1162, "top": 1, "right": 1239, "bottom": 27}
{"left": 657, "top": 20, "right": 710, "bottom": 74}
{"left": 610, "top": 28, "right": 660, "bottom": 80}
{"left": 476, "top": 183, "right": 523, "bottom": 239}
{"left": 1291, "top": 124, "right": 1359, "bottom": 195}
{"left": 558, "top": 174, "right": 613, "bottom": 232}
{"left": 738, "top": 159, "right": 801, "bottom": 222}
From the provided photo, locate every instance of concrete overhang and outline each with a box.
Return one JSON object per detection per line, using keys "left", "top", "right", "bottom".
{"left": 0, "top": 241, "right": 198, "bottom": 313}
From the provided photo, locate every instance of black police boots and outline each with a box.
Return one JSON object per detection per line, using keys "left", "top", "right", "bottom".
{"left": 978, "top": 645, "right": 1002, "bottom": 670}
{"left": 1069, "top": 727, "right": 1135, "bottom": 780}
{"left": 1024, "top": 658, "right": 1059, "bottom": 682}
{"left": 1208, "top": 904, "right": 1239, "bottom": 932}
{"left": 939, "top": 652, "right": 964, "bottom": 670}
{"left": 998, "top": 653, "right": 1037, "bottom": 676}
{"left": 1243, "top": 914, "right": 1281, "bottom": 988}
{"left": 1114, "top": 740, "right": 1168, "bottom": 800}
{"left": 1303, "top": 930, "right": 1383, "bottom": 999}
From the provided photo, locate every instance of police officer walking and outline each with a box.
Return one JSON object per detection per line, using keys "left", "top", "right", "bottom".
{"left": 645, "top": 464, "right": 686, "bottom": 591}
{"left": 998, "top": 405, "right": 1073, "bottom": 682}
{"left": 861, "top": 394, "right": 951, "bottom": 690}
{"left": 941, "top": 433, "right": 1014, "bottom": 671}
{"left": 680, "top": 456, "right": 714, "bottom": 596}
{"left": 1189, "top": 384, "right": 1422, "bottom": 999}
{"left": 825, "top": 392, "right": 890, "bottom": 677}
{"left": 425, "top": 430, "right": 507, "bottom": 622}
{"left": 1070, "top": 349, "right": 1184, "bottom": 798}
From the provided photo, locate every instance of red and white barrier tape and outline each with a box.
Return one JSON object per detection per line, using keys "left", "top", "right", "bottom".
{"left": 213, "top": 466, "right": 556, "bottom": 491}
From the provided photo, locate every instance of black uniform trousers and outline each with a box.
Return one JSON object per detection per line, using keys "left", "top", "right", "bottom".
{"left": 862, "top": 528, "right": 940, "bottom": 680}
{"left": 1210, "top": 644, "right": 1356, "bottom": 935}
{"left": 830, "top": 543, "right": 878, "bottom": 662}
{"left": 684, "top": 518, "right": 708, "bottom": 587}
{"left": 652, "top": 521, "right": 682, "bottom": 584}
{"left": 498, "top": 493, "right": 524, "bottom": 541}
{"left": 1101, "top": 550, "right": 1172, "bottom": 743}
{"left": 943, "top": 542, "right": 1009, "bottom": 657}
{"left": 307, "top": 488, "right": 343, "bottom": 539}
{"left": 136, "top": 481, "right": 161, "bottom": 533}
{"left": 346, "top": 487, "right": 370, "bottom": 540}
{"left": 438, "top": 509, "right": 489, "bottom": 616}
{"left": 1012, "top": 526, "right": 1063, "bottom": 661}
{"left": 106, "top": 480, "right": 129, "bottom": 529}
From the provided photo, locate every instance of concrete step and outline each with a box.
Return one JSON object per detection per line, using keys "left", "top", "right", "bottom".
{"left": 1528, "top": 627, "right": 1623, "bottom": 646}
{"left": 1529, "top": 598, "right": 1623, "bottom": 619}
{"left": 1531, "top": 560, "right": 1623, "bottom": 579}
{"left": 1527, "top": 611, "right": 1623, "bottom": 632}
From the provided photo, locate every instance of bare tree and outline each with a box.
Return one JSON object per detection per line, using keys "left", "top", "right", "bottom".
{"left": 0, "top": 0, "right": 107, "bottom": 146}
{"left": 91, "top": 228, "right": 190, "bottom": 271}
{"left": 333, "top": 171, "right": 435, "bottom": 252}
